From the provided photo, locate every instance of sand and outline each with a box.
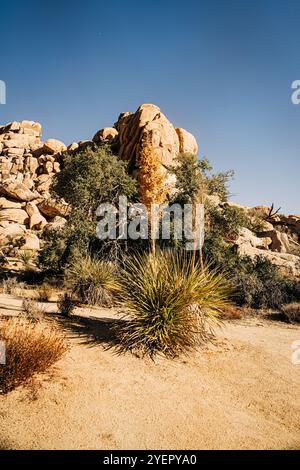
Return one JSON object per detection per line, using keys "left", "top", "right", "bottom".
{"left": 0, "top": 294, "right": 300, "bottom": 450}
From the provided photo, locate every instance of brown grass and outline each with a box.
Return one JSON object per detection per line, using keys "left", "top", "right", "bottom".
{"left": 0, "top": 318, "right": 68, "bottom": 393}
{"left": 37, "top": 283, "right": 53, "bottom": 302}
{"left": 22, "top": 299, "right": 45, "bottom": 322}
{"left": 220, "top": 305, "right": 242, "bottom": 320}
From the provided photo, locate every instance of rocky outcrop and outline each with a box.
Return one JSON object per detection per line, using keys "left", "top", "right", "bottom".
{"left": 0, "top": 106, "right": 298, "bottom": 278}
{"left": 0, "top": 120, "right": 68, "bottom": 268}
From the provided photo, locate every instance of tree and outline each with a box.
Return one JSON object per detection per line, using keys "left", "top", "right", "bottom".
{"left": 171, "top": 153, "right": 206, "bottom": 266}
{"left": 39, "top": 145, "right": 137, "bottom": 272}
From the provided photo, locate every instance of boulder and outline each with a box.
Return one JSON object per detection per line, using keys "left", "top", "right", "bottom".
{"left": 25, "top": 202, "right": 48, "bottom": 229}
{"left": 235, "top": 227, "right": 271, "bottom": 250}
{"left": 0, "top": 222, "right": 26, "bottom": 241}
{"left": 42, "top": 139, "right": 66, "bottom": 155}
{"left": 0, "top": 197, "right": 23, "bottom": 209}
{"left": 0, "top": 208, "right": 29, "bottom": 225}
{"left": 17, "top": 232, "right": 40, "bottom": 251}
{"left": 43, "top": 216, "right": 67, "bottom": 234}
{"left": 38, "top": 197, "right": 70, "bottom": 218}
{"left": 0, "top": 180, "right": 39, "bottom": 202}
{"left": 93, "top": 127, "right": 118, "bottom": 143}
{"left": 237, "top": 243, "right": 300, "bottom": 277}
{"left": 175, "top": 128, "right": 198, "bottom": 154}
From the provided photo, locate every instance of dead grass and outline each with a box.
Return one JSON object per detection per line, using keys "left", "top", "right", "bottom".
{"left": 0, "top": 317, "right": 68, "bottom": 393}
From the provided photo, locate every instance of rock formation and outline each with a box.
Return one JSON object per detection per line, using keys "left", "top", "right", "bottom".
{"left": 0, "top": 120, "right": 67, "bottom": 270}
{"left": 0, "top": 104, "right": 299, "bottom": 277}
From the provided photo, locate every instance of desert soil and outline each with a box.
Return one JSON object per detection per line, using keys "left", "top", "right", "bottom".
{"left": 0, "top": 293, "right": 299, "bottom": 450}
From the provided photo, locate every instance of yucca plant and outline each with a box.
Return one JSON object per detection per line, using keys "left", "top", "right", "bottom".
{"left": 65, "top": 256, "right": 120, "bottom": 306}
{"left": 117, "top": 249, "right": 231, "bottom": 358}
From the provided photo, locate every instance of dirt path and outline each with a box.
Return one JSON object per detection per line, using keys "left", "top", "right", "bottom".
{"left": 0, "top": 308, "right": 300, "bottom": 450}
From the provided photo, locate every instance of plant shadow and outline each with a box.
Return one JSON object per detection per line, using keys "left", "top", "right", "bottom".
{"left": 54, "top": 314, "right": 127, "bottom": 352}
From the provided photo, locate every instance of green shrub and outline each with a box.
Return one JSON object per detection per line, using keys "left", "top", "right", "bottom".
{"left": 39, "top": 145, "right": 137, "bottom": 273}
{"left": 65, "top": 256, "right": 120, "bottom": 306}
{"left": 206, "top": 205, "right": 250, "bottom": 241}
{"left": 203, "top": 235, "right": 300, "bottom": 309}
{"left": 116, "top": 249, "right": 230, "bottom": 358}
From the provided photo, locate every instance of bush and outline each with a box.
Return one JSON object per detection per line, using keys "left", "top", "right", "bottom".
{"left": 65, "top": 256, "right": 120, "bottom": 306}
{"left": 116, "top": 250, "right": 230, "bottom": 358}
{"left": 203, "top": 235, "right": 300, "bottom": 309}
{"left": 0, "top": 318, "right": 68, "bottom": 393}
{"left": 57, "top": 293, "right": 76, "bottom": 317}
{"left": 206, "top": 205, "right": 250, "bottom": 241}
{"left": 39, "top": 145, "right": 136, "bottom": 272}
{"left": 37, "top": 283, "right": 53, "bottom": 302}
{"left": 282, "top": 303, "right": 300, "bottom": 323}
{"left": 22, "top": 299, "right": 45, "bottom": 322}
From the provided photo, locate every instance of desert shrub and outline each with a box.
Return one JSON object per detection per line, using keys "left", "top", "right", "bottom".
{"left": 57, "top": 293, "right": 76, "bottom": 317}
{"left": 0, "top": 318, "right": 68, "bottom": 393}
{"left": 219, "top": 305, "right": 242, "bottom": 320}
{"left": 203, "top": 235, "right": 300, "bottom": 309}
{"left": 170, "top": 154, "right": 234, "bottom": 204}
{"left": 1, "top": 278, "right": 25, "bottom": 295}
{"left": 22, "top": 299, "right": 45, "bottom": 322}
{"left": 65, "top": 256, "right": 120, "bottom": 306}
{"left": 116, "top": 250, "right": 230, "bottom": 358}
{"left": 18, "top": 250, "right": 34, "bottom": 268}
{"left": 206, "top": 205, "right": 251, "bottom": 241}
{"left": 282, "top": 303, "right": 300, "bottom": 323}
{"left": 39, "top": 145, "right": 136, "bottom": 272}
{"left": 37, "top": 283, "right": 53, "bottom": 302}
{"left": 199, "top": 158, "right": 234, "bottom": 201}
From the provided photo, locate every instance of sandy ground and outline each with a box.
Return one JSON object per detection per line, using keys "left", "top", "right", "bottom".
{"left": 0, "top": 293, "right": 300, "bottom": 450}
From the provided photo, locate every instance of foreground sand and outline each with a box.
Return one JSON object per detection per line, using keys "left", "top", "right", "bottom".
{"left": 0, "top": 298, "right": 300, "bottom": 450}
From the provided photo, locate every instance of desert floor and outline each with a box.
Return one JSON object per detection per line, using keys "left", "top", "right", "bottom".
{"left": 0, "top": 293, "right": 300, "bottom": 450}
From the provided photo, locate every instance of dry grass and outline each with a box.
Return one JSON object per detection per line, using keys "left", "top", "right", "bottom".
{"left": 37, "top": 283, "right": 53, "bottom": 302}
{"left": 0, "top": 317, "right": 68, "bottom": 393}
{"left": 220, "top": 305, "right": 242, "bottom": 320}
{"left": 21, "top": 299, "right": 46, "bottom": 322}
{"left": 1, "top": 278, "right": 25, "bottom": 295}
{"left": 282, "top": 303, "right": 300, "bottom": 323}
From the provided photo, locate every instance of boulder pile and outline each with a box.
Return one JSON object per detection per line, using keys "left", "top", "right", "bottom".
{"left": 0, "top": 120, "right": 68, "bottom": 269}
{"left": 0, "top": 105, "right": 299, "bottom": 277}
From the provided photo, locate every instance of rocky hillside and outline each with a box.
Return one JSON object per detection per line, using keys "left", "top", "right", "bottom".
{"left": 0, "top": 104, "right": 299, "bottom": 276}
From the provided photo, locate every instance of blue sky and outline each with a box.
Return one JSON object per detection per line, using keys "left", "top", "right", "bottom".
{"left": 0, "top": 0, "right": 299, "bottom": 213}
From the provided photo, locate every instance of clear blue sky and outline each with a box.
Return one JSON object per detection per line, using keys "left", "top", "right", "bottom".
{"left": 0, "top": 0, "right": 299, "bottom": 213}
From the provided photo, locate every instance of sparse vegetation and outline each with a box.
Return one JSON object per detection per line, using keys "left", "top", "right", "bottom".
{"left": 203, "top": 235, "right": 300, "bottom": 309}
{"left": 18, "top": 250, "right": 34, "bottom": 268}
{"left": 0, "top": 318, "right": 68, "bottom": 393}
{"left": 282, "top": 303, "right": 300, "bottom": 323}
{"left": 57, "top": 293, "right": 76, "bottom": 317}
{"left": 22, "top": 299, "right": 45, "bottom": 322}
{"left": 37, "top": 283, "right": 53, "bottom": 302}
{"left": 116, "top": 249, "right": 230, "bottom": 358}
{"left": 65, "top": 256, "right": 120, "bottom": 306}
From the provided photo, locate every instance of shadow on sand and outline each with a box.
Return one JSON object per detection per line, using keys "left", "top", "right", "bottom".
{"left": 54, "top": 314, "right": 128, "bottom": 352}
